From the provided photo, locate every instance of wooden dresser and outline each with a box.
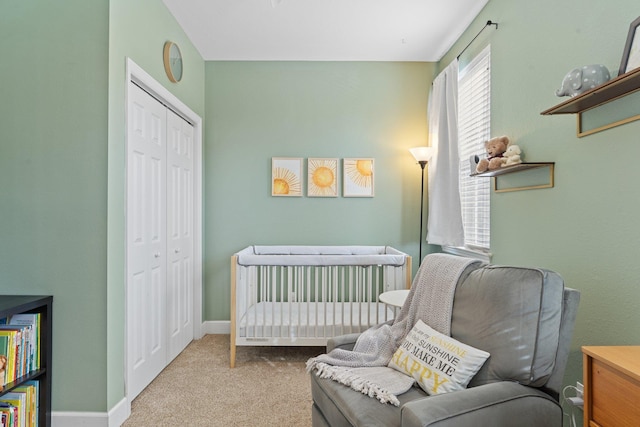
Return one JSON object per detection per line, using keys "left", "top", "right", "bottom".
{"left": 582, "top": 346, "right": 640, "bottom": 427}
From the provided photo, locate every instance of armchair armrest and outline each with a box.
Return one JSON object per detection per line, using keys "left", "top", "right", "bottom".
{"left": 326, "top": 333, "right": 361, "bottom": 352}
{"left": 401, "top": 382, "right": 562, "bottom": 427}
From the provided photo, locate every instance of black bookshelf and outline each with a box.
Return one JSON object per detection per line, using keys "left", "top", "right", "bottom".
{"left": 0, "top": 295, "right": 52, "bottom": 427}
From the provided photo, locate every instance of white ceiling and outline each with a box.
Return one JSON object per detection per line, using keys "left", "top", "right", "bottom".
{"left": 163, "top": 0, "right": 490, "bottom": 62}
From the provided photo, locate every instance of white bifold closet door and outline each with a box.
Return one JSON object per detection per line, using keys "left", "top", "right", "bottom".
{"left": 166, "top": 105, "right": 194, "bottom": 362}
{"left": 126, "top": 82, "right": 194, "bottom": 400}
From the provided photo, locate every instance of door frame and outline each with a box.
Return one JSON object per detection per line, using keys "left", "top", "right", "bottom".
{"left": 124, "top": 57, "right": 203, "bottom": 396}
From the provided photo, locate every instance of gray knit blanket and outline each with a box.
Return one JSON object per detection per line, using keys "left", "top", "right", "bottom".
{"left": 306, "top": 253, "right": 481, "bottom": 406}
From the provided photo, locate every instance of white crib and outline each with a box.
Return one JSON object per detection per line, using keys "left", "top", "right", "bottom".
{"left": 230, "top": 245, "right": 412, "bottom": 367}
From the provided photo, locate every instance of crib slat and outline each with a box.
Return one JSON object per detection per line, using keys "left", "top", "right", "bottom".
{"left": 374, "top": 266, "right": 379, "bottom": 324}
{"left": 294, "top": 266, "right": 299, "bottom": 338}
{"left": 322, "top": 266, "right": 327, "bottom": 338}
{"left": 313, "top": 267, "right": 318, "bottom": 338}
{"left": 366, "top": 266, "right": 371, "bottom": 326}
{"left": 322, "top": 266, "right": 326, "bottom": 338}
{"left": 268, "top": 265, "right": 272, "bottom": 338}
{"left": 274, "top": 266, "right": 278, "bottom": 338}
{"left": 356, "top": 266, "right": 361, "bottom": 329}
{"left": 273, "top": 266, "right": 282, "bottom": 337}
{"left": 338, "top": 266, "right": 342, "bottom": 335}
{"left": 350, "top": 266, "right": 355, "bottom": 333}
{"left": 304, "top": 267, "right": 311, "bottom": 336}
{"left": 331, "top": 266, "right": 336, "bottom": 338}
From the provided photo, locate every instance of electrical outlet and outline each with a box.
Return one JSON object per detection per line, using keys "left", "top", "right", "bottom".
{"left": 567, "top": 396, "right": 584, "bottom": 409}
{"left": 576, "top": 381, "right": 584, "bottom": 399}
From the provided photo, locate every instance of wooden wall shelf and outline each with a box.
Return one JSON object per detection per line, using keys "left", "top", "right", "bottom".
{"left": 541, "top": 67, "right": 640, "bottom": 136}
{"left": 471, "top": 162, "right": 555, "bottom": 192}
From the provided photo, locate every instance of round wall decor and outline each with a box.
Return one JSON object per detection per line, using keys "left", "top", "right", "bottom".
{"left": 163, "top": 41, "right": 183, "bottom": 83}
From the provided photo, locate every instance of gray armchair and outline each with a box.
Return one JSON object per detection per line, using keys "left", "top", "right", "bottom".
{"left": 310, "top": 262, "right": 580, "bottom": 427}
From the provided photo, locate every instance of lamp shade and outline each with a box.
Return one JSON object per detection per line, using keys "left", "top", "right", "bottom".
{"left": 409, "top": 147, "right": 433, "bottom": 162}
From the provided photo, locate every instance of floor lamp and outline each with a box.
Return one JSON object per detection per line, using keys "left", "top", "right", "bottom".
{"left": 409, "top": 147, "right": 433, "bottom": 263}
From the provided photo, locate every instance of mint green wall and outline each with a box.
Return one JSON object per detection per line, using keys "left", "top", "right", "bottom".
{"left": 108, "top": 0, "right": 205, "bottom": 410}
{"left": 439, "top": 0, "right": 640, "bottom": 423}
{"left": 205, "top": 61, "right": 435, "bottom": 320}
{"left": 1, "top": 0, "right": 205, "bottom": 415}
{"left": 0, "top": 0, "right": 110, "bottom": 412}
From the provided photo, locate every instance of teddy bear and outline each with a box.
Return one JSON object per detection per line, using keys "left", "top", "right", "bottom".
{"left": 502, "top": 144, "right": 522, "bottom": 166}
{"left": 475, "top": 136, "right": 510, "bottom": 173}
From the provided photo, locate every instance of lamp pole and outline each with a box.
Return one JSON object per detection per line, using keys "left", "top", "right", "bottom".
{"left": 409, "top": 146, "right": 432, "bottom": 264}
{"left": 418, "top": 160, "right": 427, "bottom": 263}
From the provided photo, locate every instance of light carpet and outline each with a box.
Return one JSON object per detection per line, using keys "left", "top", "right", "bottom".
{"left": 123, "top": 334, "right": 323, "bottom": 427}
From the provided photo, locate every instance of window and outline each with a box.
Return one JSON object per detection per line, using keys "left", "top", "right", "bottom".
{"left": 457, "top": 46, "right": 491, "bottom": 252}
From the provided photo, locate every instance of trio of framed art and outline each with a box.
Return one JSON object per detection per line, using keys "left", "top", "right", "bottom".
{"left": 271, "top": 157, "right": 374, "bottom": 198}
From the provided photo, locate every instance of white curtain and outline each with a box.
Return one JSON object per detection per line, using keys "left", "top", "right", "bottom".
{"left": 426, "top": 60, "right": 465, "bottom": 247}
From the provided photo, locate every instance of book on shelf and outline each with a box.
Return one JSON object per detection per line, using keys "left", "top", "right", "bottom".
{"left": 0, "top": 335, "right": 9, "bottom": 387}
{"left": 8, "top": 314, "right": 40, "bottom": 372}
{"left": 0, "top": 403, "right": 18, "bottom": 427}
{"left": 0, "top": 313, "right": 41, "bottom": 387}
{"left": 13, "top": 384, "right": 37, "bottom": 427}
{"left": 0, "top": 380, "right": 39, "bottom": 427}
{"left": 0, "top": 393, "right": 25, "bottom": 427}
{"left": 23, "top": 381, "right": 39, "bottom": 427}
{"left": 0, "top": 329, "right": 20, "bottom": 385}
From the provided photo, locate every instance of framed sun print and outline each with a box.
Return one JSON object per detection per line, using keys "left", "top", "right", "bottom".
{"left": 307, "top": 158, "right": 338, "bottom": 197}
{"left": 619, "top": 16, "right": 640, "bottom": 75}
{"left": 271, "top": 157, "right": 302, "bottom": 197}
{"left": 343, "top": 158, "right": 374, "bottom": 197}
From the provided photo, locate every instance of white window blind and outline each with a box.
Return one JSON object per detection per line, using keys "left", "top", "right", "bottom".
{"left": 457, "top": 46, "right": 491, "bottom": 250}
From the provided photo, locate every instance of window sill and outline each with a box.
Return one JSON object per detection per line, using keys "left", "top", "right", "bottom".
{"left": 442, "top": 245, "right": 492, "bottom": 263}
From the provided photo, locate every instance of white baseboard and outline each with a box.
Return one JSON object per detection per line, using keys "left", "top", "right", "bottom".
{"left": 53, "top": 411, "right": 106, "bottom": 427}
{"left": 108, "top": 398, "right": 130, "bottom": 427}
{"left": 202, "top": 320, "right": 230, "bottom": 334}
{"left": 52, "top": 398, "right": 130, "bottom": 427}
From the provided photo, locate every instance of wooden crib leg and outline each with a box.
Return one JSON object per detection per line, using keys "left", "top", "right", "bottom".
{"left": 230, "top": 340, "right": 236, "bottom": 368}
{"left": 230, "top": 255, "right": 237, "bottom": 368}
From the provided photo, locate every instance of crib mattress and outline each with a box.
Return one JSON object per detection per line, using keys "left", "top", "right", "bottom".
{"left": 238, "top": 301, "right": 394, "bottom": 338}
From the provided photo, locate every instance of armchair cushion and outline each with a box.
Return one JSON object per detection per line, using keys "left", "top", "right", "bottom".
{"left": 450, "top": 266, "right": 564, "bottom": 387}
{"left": 401, "top": 381, "right": 561, "bottom": 427}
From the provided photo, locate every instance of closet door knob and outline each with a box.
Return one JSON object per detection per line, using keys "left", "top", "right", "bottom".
{"left": 174, "top": 248, "right": 181, "bottom": 254}
{"left": 154, "top": 252, "right": 161, "bottom": 258}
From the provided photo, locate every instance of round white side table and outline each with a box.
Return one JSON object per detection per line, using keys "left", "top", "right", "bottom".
{"left": 379, "top": 289, "right": 410, "bottom": 308}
